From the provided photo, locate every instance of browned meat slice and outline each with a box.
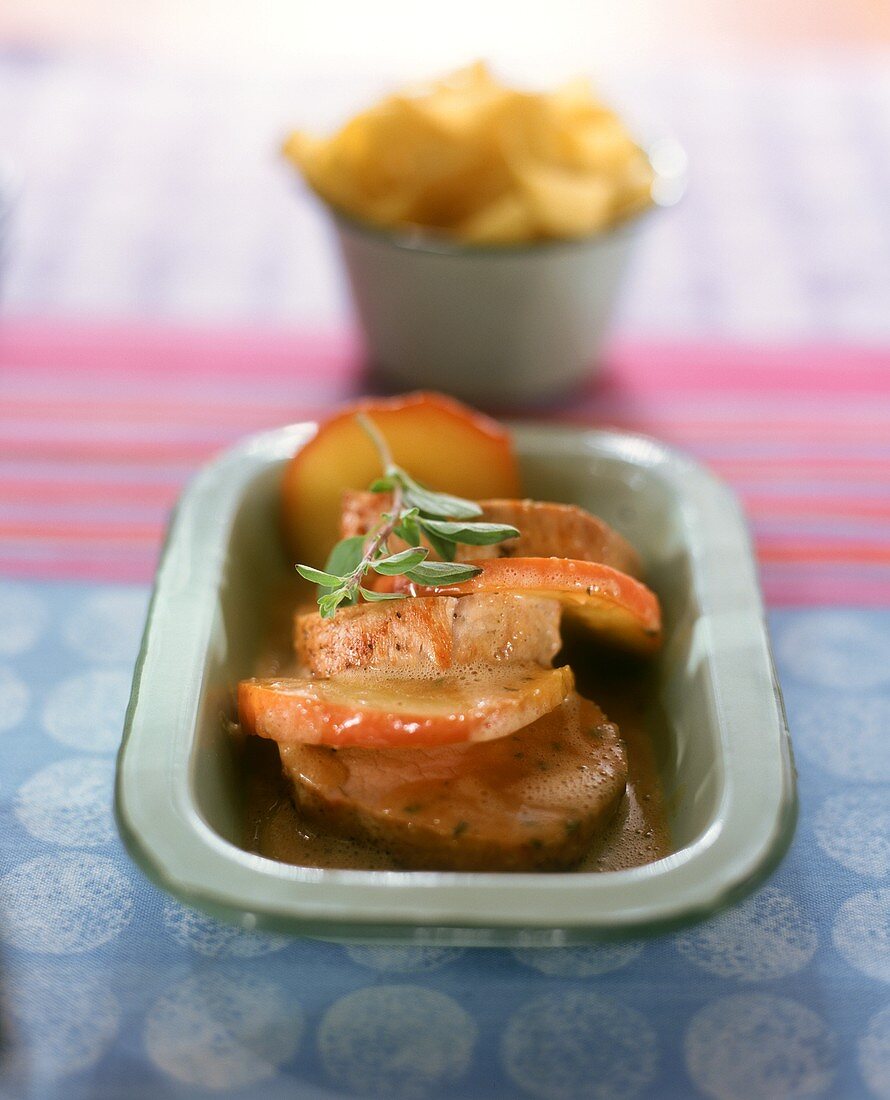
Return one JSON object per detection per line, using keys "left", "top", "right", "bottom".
{"left": 277, "top": 694, "right": 627, "bottom": 871}
{"left": 295, "top": 592, "right": 561, "bottom": 678}
{"left": 340, "top": 491, "right": 642, "bottom": 577}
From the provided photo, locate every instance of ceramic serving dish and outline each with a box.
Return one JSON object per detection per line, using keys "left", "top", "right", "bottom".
{"left": 115, "top": 423, "right": 796, "bottom": 945}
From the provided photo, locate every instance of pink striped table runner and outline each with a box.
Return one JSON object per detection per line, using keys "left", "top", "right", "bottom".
{"left": 1, "top": 319, "right": 887, "bottom": 605}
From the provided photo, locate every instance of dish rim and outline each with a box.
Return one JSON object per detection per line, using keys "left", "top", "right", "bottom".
{"left": 115, "top": 422, "right": 796, "bottom": 941}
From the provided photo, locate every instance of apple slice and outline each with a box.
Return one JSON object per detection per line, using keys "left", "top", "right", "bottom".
{"left": 238, "top": 664, "right": 574, "bottom": 748}
{"left": 281, "top": 391, "right": 521, "bottom": 568}
{"left": 393, "top": 557, "right": 662, "bottom": 655}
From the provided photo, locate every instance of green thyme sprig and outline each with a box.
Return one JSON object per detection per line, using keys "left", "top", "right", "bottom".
{"left": 295, "top": 413, "right": 520, "bottom": 618}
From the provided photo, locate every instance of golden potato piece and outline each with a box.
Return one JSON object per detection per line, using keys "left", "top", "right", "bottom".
{"left": 517, "top": 163, "right": 614, "bottom": 238}
{"left": 282, "top": 61, "right": 654, "bottom": 244}
{"left": 457, "top": 192, "right": 535, "bottom": 244}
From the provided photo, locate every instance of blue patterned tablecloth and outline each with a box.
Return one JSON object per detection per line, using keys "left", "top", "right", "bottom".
{"left": 0, "top": 579, "right": 887, "bottom": 1099}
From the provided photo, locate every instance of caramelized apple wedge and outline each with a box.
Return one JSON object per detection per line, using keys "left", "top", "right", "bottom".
{"left": 394, "top": 558, "right": 662, "bottom": 655}
{"left": 238, "top": 664, "right": 574, "bottom": 748}
{"left": 281, "top": 392, "right": 521, "bottom": 567}
{"left": 278, "top": 694, "right": 627, "bottom": 871}
{"left": 341, "top": 493, "right": 643, "bottom": 578}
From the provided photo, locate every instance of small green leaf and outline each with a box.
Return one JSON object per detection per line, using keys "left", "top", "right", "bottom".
{"left": 404, "top": 561, "right": 483, "bottom": 585}
{"left": 394, "top": 508, "right": 422, "bottom": 547}
{"left": 404, "top": 487, "right": 482, "bottom": 520}
{"left": 359, "top": 587, "right": 407, "bottom": 602}
{"left": 318, "top": 589, "right": 349, "bottom": 618}
{"left": 368, "top": 477, "right": 396, "bottom": 493}
{"left": 395, "top": 518, "right": 422, "bottom": 547}
{"left": 422, "top": 526, "right": 457, "bottom": 562}
{"left": 419, "top": 519, "right": 520, "bottom": 546}
{"left": 323, "top": 535, "right": 366, "bottom": 580}
{"left": 296, "top": 564, "right": 344, "bottom": 587}
{"left": 397, "top": 471, "right": 483, "bottom": 519}
{"left": 371, "top": 547, "right": 429, "bottom": 575}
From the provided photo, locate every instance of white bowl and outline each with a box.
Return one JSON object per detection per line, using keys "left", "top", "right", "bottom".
{"left": 330, "top": 140, "right": 686, "bottom": 404}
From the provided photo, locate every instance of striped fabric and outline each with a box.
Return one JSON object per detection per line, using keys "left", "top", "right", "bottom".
{"left": 1, "top": 319, "right": 886, "bottom": 605}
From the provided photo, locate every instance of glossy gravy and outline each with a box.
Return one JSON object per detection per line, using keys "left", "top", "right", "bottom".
{"left": 242, "top": 592, "right": 672, "bottom": 872}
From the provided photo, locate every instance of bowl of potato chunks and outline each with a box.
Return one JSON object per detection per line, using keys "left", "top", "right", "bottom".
{"left": 284, "top": 62, "right": 684, "bottom": 403}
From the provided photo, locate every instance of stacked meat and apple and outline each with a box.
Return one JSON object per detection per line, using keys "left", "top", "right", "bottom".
{"left": 238, "top": 394, "right": 662, "bottom": 872}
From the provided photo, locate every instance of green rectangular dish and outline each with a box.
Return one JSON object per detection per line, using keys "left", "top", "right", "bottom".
{"left": 115, "top": 423, "right": 796, "bottom": 945}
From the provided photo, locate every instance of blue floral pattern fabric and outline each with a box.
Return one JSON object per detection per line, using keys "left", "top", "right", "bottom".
{"left": 0, "top": 579, "right": 887, "bottom": 1099}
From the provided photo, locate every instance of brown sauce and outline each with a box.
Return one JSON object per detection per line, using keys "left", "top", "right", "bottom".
{"left": 241, "top": 585, "right": 672, "bottom": 872}
{"left": 566, "top": 632, "right": 672, "bottom": 871}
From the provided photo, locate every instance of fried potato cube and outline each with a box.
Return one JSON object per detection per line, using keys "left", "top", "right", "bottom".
{"left": 456, "top": 191, "right": 536, "bottom": 244}
{"left": 517, "top": 163, "right": 614, "bottom": 237}
{"left": 282, "top": 61, "right": 655, "bottom": 244}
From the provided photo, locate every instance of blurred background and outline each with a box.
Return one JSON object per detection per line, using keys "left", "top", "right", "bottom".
{"left": 2, "top": 0, "right": 889, "bottom": 340}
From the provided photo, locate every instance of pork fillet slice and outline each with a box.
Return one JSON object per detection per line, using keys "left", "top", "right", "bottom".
{"left": 295, "top": 593, "right": 561, "bottom": 678}
{"left": 340, "top": 492, "right": 642, "bottom": 578}
{"left": 278, "top": 693, "right": 627, "bottom": 871}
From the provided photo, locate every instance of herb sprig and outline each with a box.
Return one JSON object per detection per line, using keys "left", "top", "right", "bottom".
{"left": 296, "top": 414, "right": 519, "bottom": 618}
